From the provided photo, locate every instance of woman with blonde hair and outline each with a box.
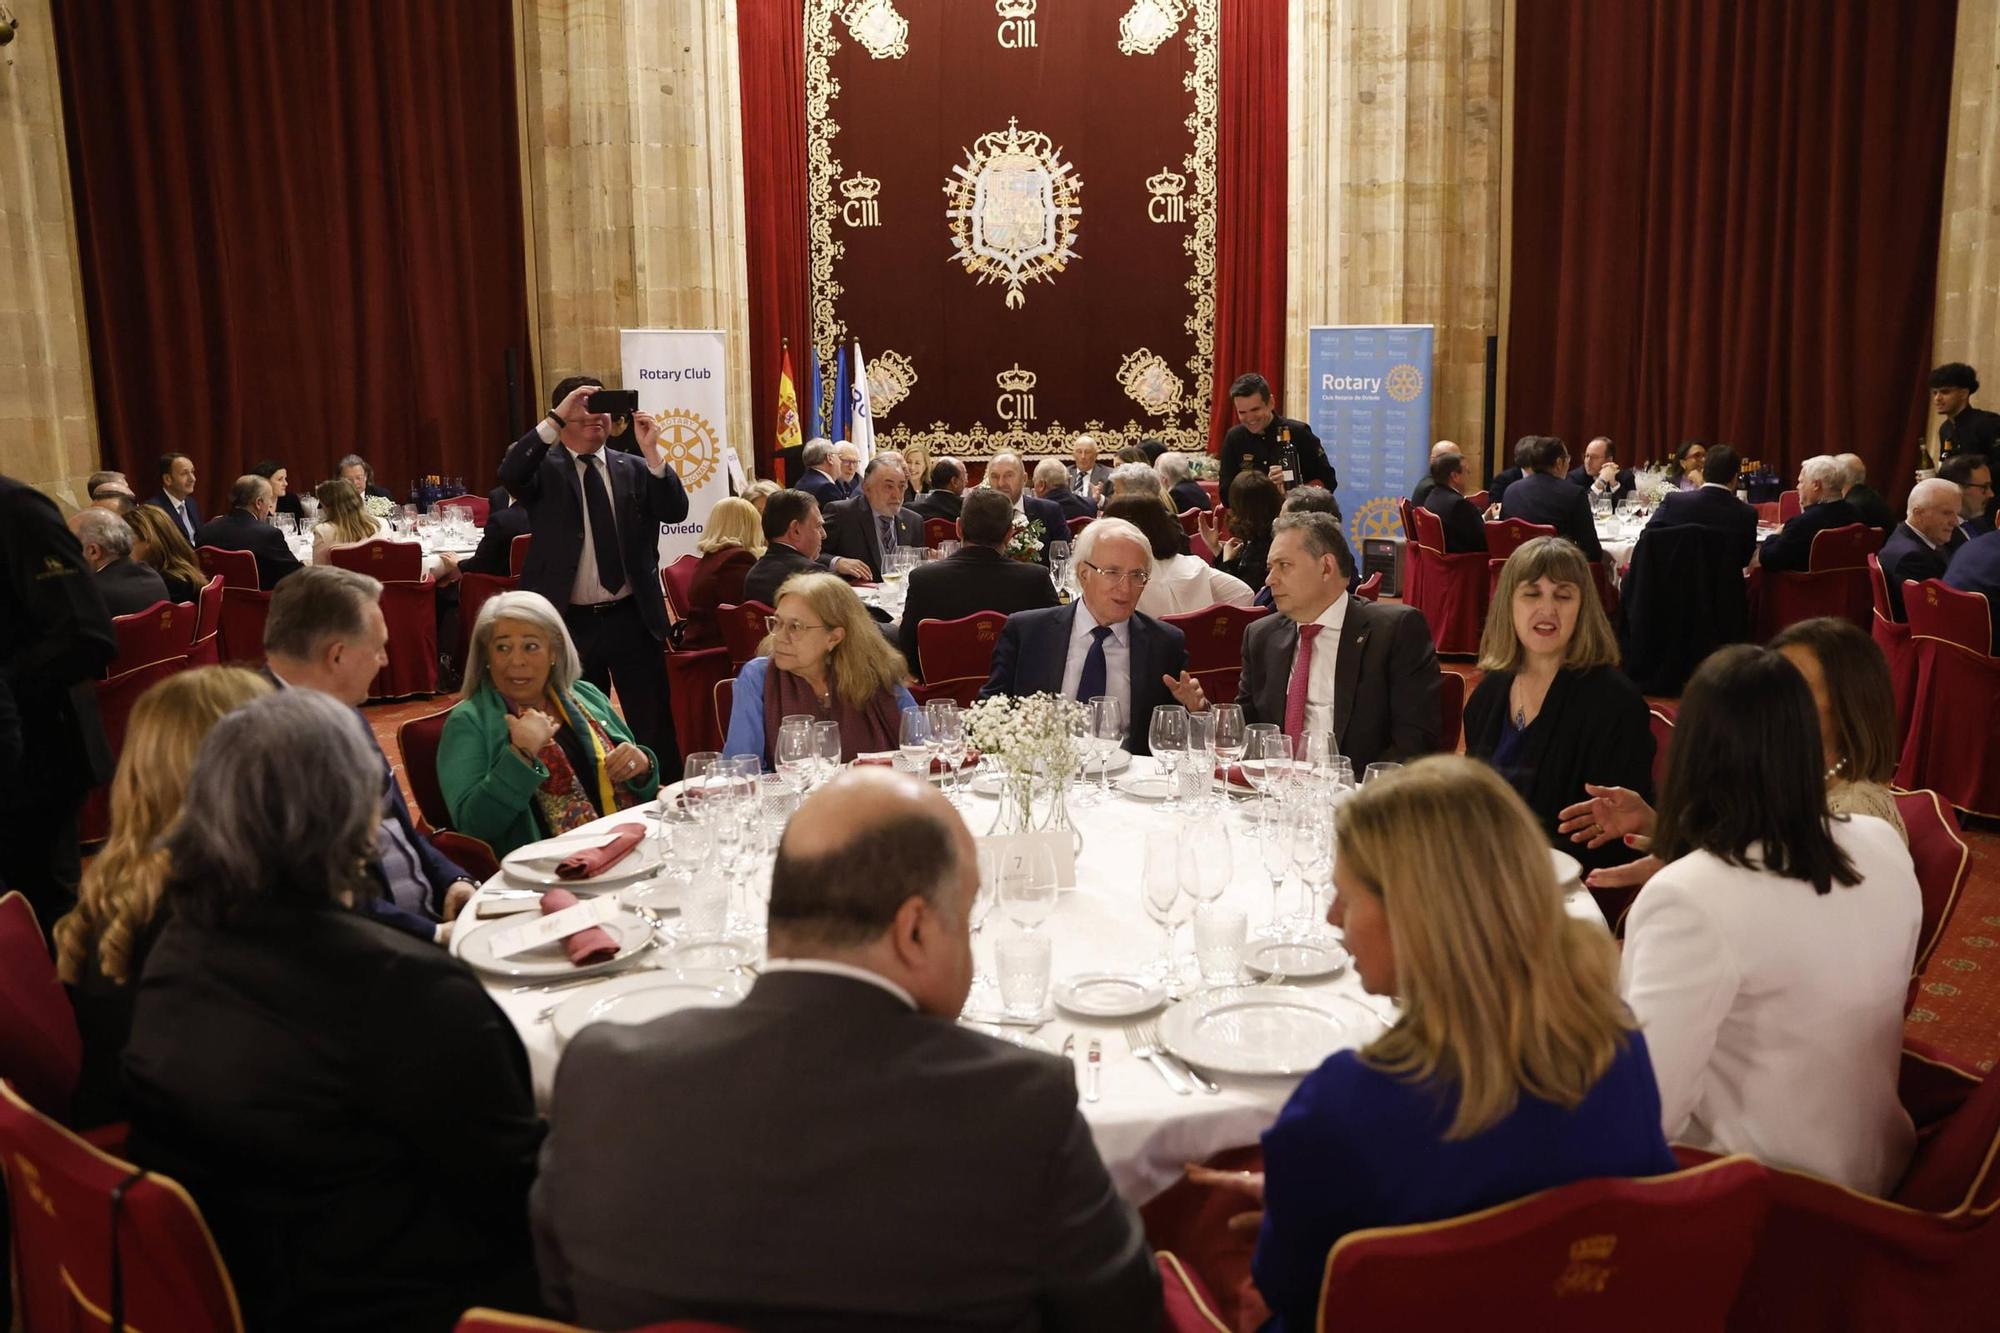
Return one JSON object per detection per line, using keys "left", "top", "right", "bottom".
{"left": 685, "top": 496, "right": 766, "bottom": 649}
{"left": 311, "top": 476, "right": 380, "bottom": 559}
{"left": 744, "top": 478, "right": 782, "bottom": 514}
{"left": 127, "top": 501, "right": 207, "bottom": 603}
{"left": 1463, "top": 537, "right": 1653, "bottom": 884}
{"left": 1194, "top": 756, "right": 1675, "bottom": 1333}
{"left": 723, "top": 571, "right": 917, "bottom": 768}
{"left": 53, "top": 665, "right": 272, "bottom": 1127}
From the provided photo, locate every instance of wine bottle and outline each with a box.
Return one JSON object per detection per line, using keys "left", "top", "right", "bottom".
{"left": 1279, "top": 426, "right": 1298, "bottom": 485}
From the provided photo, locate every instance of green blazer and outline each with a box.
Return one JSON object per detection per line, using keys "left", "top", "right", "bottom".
{"left": 438, "top": 679, "right": 661, "bottom": 857}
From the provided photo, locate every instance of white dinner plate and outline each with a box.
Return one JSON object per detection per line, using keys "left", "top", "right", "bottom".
{"left": 500, "top": 827, "right": 662, "bottom": 888}
{"left": 1052, "top": 972, "right": 1167, "bottom": 1019}
{"left": 1074, "top": 749, "right": 1133, "bottom": 779}
{"left": 549, "top": 968, "right": 750, "bottom": 1044}
{"left": 1114, "top": 773, "right": 1173, "bottom": 802}
{"left": 454, "top": 908, "right": 655, "bottom": 980}
{"left": 1550, "top": 847, "right": 1582, "bottom": 886}
{"left": 968, "top": 750, "right": 1131, "bottom": 797}
{"left": 1242, "top": 936, "right": 1351, "bottom": 980}
{"left": 1158, "top": 985, "right": 1353, "bottom": 1077}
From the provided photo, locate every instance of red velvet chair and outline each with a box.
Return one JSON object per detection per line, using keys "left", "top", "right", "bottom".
{"left": 455, "top": 1310, "right": 748, "bottom": 1332}
{"left": 458, "top": 571, "right": 516, "bottom": 652}
{"left": 1485, "top": 517, "right": 1557, "bottom": 596}
{"left": 922, "top": 516, "right": 957, "bottom": 549}
{"left": 189, "top": 572, "right": 225, "bottom": 666}
{"left": 1317, "top": 1157, "right": 1768, "bottom": 1330}
{"left": 112, "top": 599, "right": 196, "bottom": 670}
{"left": 1465, "top": 489, "right": 1489, "bottom": 511}
{"left": 915, "top": 610, "right": 1010, "bottom": 683}
{"left": 667, "top": 645, "right": 732, "bottom": 759}
{"left": 1751, "top": 523, "right": 1879, "bottom": 636}
{"left": 396, "top": 705, "right": 456, "bottom": 831}
{"left": 1906, "top": 577, "right": 1994, "bottom": 654}
{"left": 1649, "top": 705, "right": 1677, "bottom": 793}
{"left": 1161, "top": 602, "right": 1271, "bottom": 707}
{"left": 1404, "top": 504, "right": 1486, "bottom": 655}
{"left": 660, "top": 553, "right": 702, "bottom": 623}
{"left": 1896, "top": 788, "right": 1971, "bottom": 979}
{"left": 1397, "top": 498, "right": 1424, "bottom": 606}
{"left": 0, "top": 1081, "right": 244, "bottom": 1333}
{"left": 1065, "top": 514, "right": 1093, "bottom": 538}
{"left": 1177, "top": 508, "right": 1206, "bottom": 536}
{"left": 1867, "top": 554, "right": 1917, "bottom": 738}
{"left": 1438, "top": 668, "right": 1465, "bottom": 753}
{"left": 197, "top": 544, "right": 259, "bottom": 591}
{"left": 1156, "top": 1251, "right": 1231, "bottom": 1331}
{"left": 0, "top": 892, "right": 82, "bottom": 1120}
{"left": 199, "top": 546, "right": 274, "bottom": 666}
{"left": 716, "top": 601, "right": 775, "bottom": 669}
{"left": 509, "top": 533, "right": 533, "bottom": 577}
{"left": 1897, "top": 582, "right": 2000, "bottom": 815}
{"left": 1353, "top": 570, "right": 1382, "bottom": 602}
{"left": 80, "top": 655, "right": 190, "bottom": 843}
{"left": 434, "top": 494, "right": 490, "bottom": 524}
{"left": 910, "top": 675, "right": 986, "bottom": 708}
{"left": 329, "top": 539, "right": 437, "bottom": 697}
{"left": 1778, "top": 488, "right": 1803, "bottom": 521}
{"left": 430, "top": 830, "right": 501, "bottom": 882}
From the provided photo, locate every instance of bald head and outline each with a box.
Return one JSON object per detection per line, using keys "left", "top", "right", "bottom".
{"left": 1428, "top": 440, "right": 1460, "bottom": 464}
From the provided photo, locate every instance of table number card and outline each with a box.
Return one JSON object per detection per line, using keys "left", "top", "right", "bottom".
{"left": 485, "top": 894, "right": 622, "bottom": 960}
{"left": 975, "top": 830, "right": 1077, "bottom": 889}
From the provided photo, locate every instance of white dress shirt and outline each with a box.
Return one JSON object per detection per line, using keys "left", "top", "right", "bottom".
{"left": 1285, "top": 593, "right": 1348, "bottom": 741}
{"left": 763, "top": 957, "right": 916, "bottom": 1010}
{"left": 1620, "top": 814, "right": 1921, "bottom": 1195}
{"left": 1059, "top": 604, "right": 1132, "bottom": 725}
{"left": 1136, "top": 553, "right": 1256, "bottom": 617}
{"left": 530, "top": 415, "right": 676, "bottom": 607}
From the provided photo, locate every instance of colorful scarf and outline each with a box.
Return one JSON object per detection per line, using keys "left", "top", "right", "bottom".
{"left": 518, "top": 688, "right": 642, "bottom": 836}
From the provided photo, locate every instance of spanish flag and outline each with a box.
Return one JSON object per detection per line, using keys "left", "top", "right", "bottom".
{"left": 776, "top": 341, "right": 804, "bottom": 456}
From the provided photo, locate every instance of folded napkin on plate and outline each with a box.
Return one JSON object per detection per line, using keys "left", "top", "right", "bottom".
{"left": 855, "top": 751, "right": 978, "bottom": 774}
{"left": 539, "top": 887, "right": 621, "bottom": 966}
{"left": 555, "top": 823, "right": 647, "bottom": 880}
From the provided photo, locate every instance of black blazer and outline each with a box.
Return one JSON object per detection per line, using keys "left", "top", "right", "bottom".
{"left": 1758, "top": 498, "right": 1862, "bottom": 573}
{"left": 1218, "top": 416, "right": 1337, "bottom": 499}
{"left": 146, "top": 491, "right": 202, "bottom": 545}
{"left": 906, "top": 488, "right": 964, "bottom": 522}
{"left": 1488, "top": 467, "right": 1525, "bottom": 506}
{"left": 1463, "top": 666, "right": 1655, "bottom": 873}
{"left": 979, "top": 604, "right": 1188, "bottom": 754}
{"left": 192, "top": 508, "right": 303, "bottom": 590}
{"left": 1235, "top": 599, "right": 1441, "bottom": 770}
{"left": 1022, "top": 494, "right": 1070, "bottom": 560}
{"left": 796, "top": 469, "right": 845, "bottom": 507}
{"left": 1878, "top": 522, "right": 1965, "bottom": 620}
{"left": 1568, "top": 466, "right": 1636, "bottom": 504}
{"left": 498, "top": 429, "right": 690, "bottom": 638}
{"left": 1942, "top": 404, "right": 2000, "bottom": 460}
{"left": 124, "top": 905, "right": 543, "bottom": 1332}
{"left": 94, "top": 556, "right": 173, "bottom": 617}
{"left": 1042, "top": 485, "right": 1097, "bottom": 522}
{"left": 1169, "top": 480, "right": 1210, "bottom": 513}
{"left": 1423, "top": 487, "right": 1488, "bottom": 554}
{"left": 460, "top": 503, "right": 532, "bottom": 577}
{"left": 822, "top": 497, "right": 924, "bottom": 581}
{"left": 743, "top": 542, "right": 836, "bottom": 608}
{"left": 897, "top": 545, "right": 1059, "bottom": 675}
{"left": 1499, "top": 472, "right": 1602, "bottom": 561}
{"left": 1844, "top": 483, "right": 1896, "bottom": 533}
{"left": 1648, "top": 485, "right": 1759, "bottom": 570}
{"left": 531, "top": 970, "right": 1159, "bottom": 1331}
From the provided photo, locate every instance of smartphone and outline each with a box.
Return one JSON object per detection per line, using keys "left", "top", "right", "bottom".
{"left": 586, "top": 389, "right": 639, "bottom": 419}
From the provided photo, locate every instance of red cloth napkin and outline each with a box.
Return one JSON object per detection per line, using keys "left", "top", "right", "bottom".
{"left": 539, "top": 887, "right": 621, "bottom": 967}
{"left": 855, "top": 752, "right": 979, "bottom": 773}
{"left": 1213, "top": 764, "right": 1255, "bottom": 789}
{"left": 554, "top": 822, "right": 646, "bottom": 880}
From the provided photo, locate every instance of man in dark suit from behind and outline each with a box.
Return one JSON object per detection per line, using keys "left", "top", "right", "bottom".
{"left": 1877, "top": 478, "right": 1967, "bottom": 621}
{"left": 1939, "top": 453, "right": 1995, "bottom": 538}
{"left": 1835, "top": 453, "right": 1896, "bottom": 532}
{"left": 1758, "top": 454, "right": 1862, "bottom": 573}
{"left": 795, "top": 439, "right": 845, "bottom": 507}
{"left": 460, "top": 492, "right": 533, "bottom": 577}
{"left": 68, "top": 507, "right": 169, "bottom": 616}
{"left": 1647, "top": 443, "right": 1760, "bottom": 570}
{"left": 531, "top": 768, "right": 1162, "bottom": 1331}
{"left": 1568, "top": 436, "right": 1636, "bottom": 505}
{"left": 146, "top": 451, "right": 202, "bottom": 545}
{"left": 822, "top": 456, "right": 923, "bottom": 581}
{"left": 1498, "top": 436, "right": 1602, "bottom": 561}
{"left": 1420, "top": 452, "right": 1488, "bottom": 555}
{"left": 907, "top": 456, "right": 968, "bottom": 522}
{"left": 743, "top": 490, "right": 872, "bottom": 607}
{"left": 1485, "top": 436, "right": 1536, "bottom": 510}
{"left": 1944, "top": 527, "right": 2000, "bottom": 653}
{"left": 193, "top": 474, "right": 304, "bottom": 590}
{"left": 1032, "top": 457, "right": 1098, "bottom": 523}
{"left": 1159, "top": 450, "right": 1211, "bottom": 514}
{"left": 1409, "top": 440, "right": 1461, "bottom": 505}
{"left": 1933, "top": 361, "right": 2000, "bottom": 463}
{"left": 1238, "top": 512, "right": 1441, "bottom": 770}
{"left": 897, "top": 488, "right": 1058, "bottom": 676}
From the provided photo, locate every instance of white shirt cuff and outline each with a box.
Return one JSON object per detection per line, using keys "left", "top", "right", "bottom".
{"left": 536, "top": 417, "right": 560, "bottom": 445}
{"left": 647, "top": 453, "right": 671, "bottom": 479}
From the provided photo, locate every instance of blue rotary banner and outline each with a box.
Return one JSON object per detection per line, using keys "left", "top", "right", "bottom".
{"left": 1307, "top": 325, "right": 1434, "bottom": 551}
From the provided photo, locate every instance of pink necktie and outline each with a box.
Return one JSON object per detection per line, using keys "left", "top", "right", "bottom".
{"left": 1283, "top": 623, "right": 1324, "bottom": 744}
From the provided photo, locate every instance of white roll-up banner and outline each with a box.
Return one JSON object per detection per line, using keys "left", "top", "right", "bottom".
{"left": 620, "top": 328, "right": 732, "bottom": 564}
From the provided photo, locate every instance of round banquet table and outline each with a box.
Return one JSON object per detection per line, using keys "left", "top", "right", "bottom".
{"left": 1598, "top": 516, "right": 1782, "bottom": 589}
{"left": 457, "top": 756, "right": 1609, "bottom": 1205}
{"left": 282, "top": 525, "right": 482, "bottom": 571}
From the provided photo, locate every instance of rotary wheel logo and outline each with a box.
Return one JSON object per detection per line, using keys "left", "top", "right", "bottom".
{"left": 654, "top": 409, "right": 719, "bottom": 491}
{"left": 1352, "top": 497, "right": 1402, "bottom": 544}
{"left": 1384, "top": 363, "right": 1425, "bottom": 403}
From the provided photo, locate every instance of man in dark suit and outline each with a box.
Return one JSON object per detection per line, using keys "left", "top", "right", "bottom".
{"left": 1878, "top": 478, "right": 1969, "bottom": 621}
{"left": 795, "top": 440, "right": 846, "bottom": 507}
{"left": 1758, "top": 455, "right": 1862, "bottom": 573}
{"left": 193, "top": 474, "right": 303, "bottom": 590}
{"left": 832, "top": 442, "right": 864, "bottom": 498}
{"left": 1420, "top": 453, "right": 1487, "bottom": 554}
{"left": 1944, "top": 527, "right": 2000, "bottom": 653}
{"left": 146, "top": 451, "right": 202, "bottom": 545}
{"left": 1067, "top": 433, "right": 1114, "bottom": 502}
{"left": 1217, "top": 371, "right": 1337, "bottom": 501}
{"left": 68, "top": 507, "right": 170, "bottom": 615}
{"left": 337, "top": 452, "right": 398, "bottom": 501}
{"left": 1939, "top": 453, "right": 1995, "bottom": 538}
{"left": 981, "top": 516, "right": 1207, "bottom": 753}
{"left": 1159, "top": 451, "right": 1210, "bottom": 513}
{"left": 1238, "top": 512, "right": 1441, "bottom": 770}
{"left": 531, "top": 768, "right": 1160, "bottom": 1329}
{"left": 1646, "top": 443, "right": 1760, "bottom": 570}
{"left": 1568, "top": 436, "right": 1636, "bottom": 504}
{"left": 499, "top": 375, "right": 691, "bottom": 770}
{"left": 822, "top": 457, "right": 922, "bottom": 581}
{"left": 744, "top": 490, "right": 872, "bottom": 607}
{"left": 1836, "top": 453, "right": 1896, "bottom": 531}
{"left": 0, "top": 474, "right": 116, "bottom": 938}
{"left": 897, "top": 489, "right": 1058, "bottom": 675}
{"left": 982, "top": 452, "right": 1067, "bottom": 562}
{"left": 1032, "top": 458, "right": 1097, "bottom": 523}
{"left": 1933, "top": 361, "right": 2000, "bottom": 462}
{"left": 460, "top": 495, "right": 532, "bottom": 577}
{"left": 1499, "top": 436, "right": 1603, "bottom": 561}
{"left": 1485, "top": 437, "right": 1535, "bottom": 510}
{"left": 907, "top": 457, "right": 967, "bottom": 522}
{"left": 1409, "top": 441, "right": 1460, "bottom": 506}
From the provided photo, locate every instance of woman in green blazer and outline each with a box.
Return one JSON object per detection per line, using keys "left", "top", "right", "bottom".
{"left": 440, "top": 591, "right": 661, "bottom": 857}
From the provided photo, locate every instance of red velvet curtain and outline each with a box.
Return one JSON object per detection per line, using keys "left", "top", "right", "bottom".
{"left": 52, "top": 0, "right": 532, "bottom": 508}
{"left": 1208, "top": 0, "right": 1289, "bottom": 454}
{"left": 1505, "top": 0, "right": 1957, "bottom": 495}
{"left": 738, "top": 1, "right": 811, "bottom": 481}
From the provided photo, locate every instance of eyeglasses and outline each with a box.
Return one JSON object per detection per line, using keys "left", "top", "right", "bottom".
{"left": 765, "top": 615, "right": 831, "bottom": 637}
{"left": 1079, "top": 559, "right": 1149, "bottom": 588}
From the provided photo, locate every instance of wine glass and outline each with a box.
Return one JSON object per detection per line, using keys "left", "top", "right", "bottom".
{"left": 1142, "top": 834, "right": 1184, "bottom": 989}
{"left": 1241, "top": 723, "right": 1278, "bottom": 803}
{"left": 1364, "top": 762, "right": 1404, "bottom": 787}
{"left": 969, "top": 842, "right": 999, "bottom": 988}
{"left": 1082, "top": 695, "right": 1123, "bottom": 805}
{"left": 997, "top": 839, "right": 1059, "bottom": 934}
{"left": 775, "top": 720, "right": 815, "bottom": 796}
{"left": 927, "top": 701, "right": 966, "bottom": 801}
{"left": 1258, "top": 802, "right": 1298, "bottom": 940}
{"left": 811, "top": 720, "right": 843, "bottom": 785}
{"left": 1179, "top": 824, "right": 1231, "bottom": 976}
{"left": 1210, "top": 703, "right": 1246, "bottom": 789}
{"left": 1149, "top": 705, "right": 1188, "bottom": 811}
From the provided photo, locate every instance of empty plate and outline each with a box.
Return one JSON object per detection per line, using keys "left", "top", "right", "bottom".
{"left": 455, "top": 908, "right": 655, "bottom": 980}
{"left": 1158, "top": 986, "right": 1353, "bottom": 1076}
{"left": 1242, "top": 936, "right": 1351, "bottom": 980}
{"left": 1550, "top": 847, "right": 1583, "bottom": 886}
{"left": 1052, "top": 972, "right": 1166, "bottom": 1018}
{"left": 1115, "top": 773, "right": 1173, "bottom": 802}
{"left": 501, "top": 828, "right": 663, "bottom": 888}
{"left": 549, "top": 968, "right": 750, "bottom": 1044}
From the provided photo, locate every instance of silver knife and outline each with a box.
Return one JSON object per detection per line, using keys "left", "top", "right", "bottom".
{"left": 1060, "top": 1034, "right": 1076, "bottom": 1087}
{"left": 1169, "top": 1053, "right": 1222, "bottom": 1095}
{"left": 1086, "top": 1039, "right": 1102, "bottom": 1103}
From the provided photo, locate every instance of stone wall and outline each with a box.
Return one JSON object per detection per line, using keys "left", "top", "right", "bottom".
{"left": 1933, "top": 0, "right": 2000, "bottom": 465}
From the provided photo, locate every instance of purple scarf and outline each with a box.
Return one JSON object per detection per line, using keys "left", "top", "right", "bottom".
{"left": 762, "top": 663, "right": 904, "bottom": 767}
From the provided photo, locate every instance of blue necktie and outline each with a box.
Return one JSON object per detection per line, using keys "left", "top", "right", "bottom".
{"left": 877, "top": 512, "right": 896, "bottom": 556}
{"left": 1076, "top": 625, "right": 1112, "bottom": 702}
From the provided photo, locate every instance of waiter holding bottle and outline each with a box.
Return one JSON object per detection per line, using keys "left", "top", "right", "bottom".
{"left": 1217, "top": 371, "right": 1339, "bottom": 511}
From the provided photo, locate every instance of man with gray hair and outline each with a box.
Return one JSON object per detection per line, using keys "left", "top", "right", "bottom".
{"left": 1068, "top": 432, "right": 1111, "bottom": 499}
{"left": 823, "top": 455, "right": 921, "bottom": 581}
{"left": 263, "top": 566, "right": 478, "bottom": 934}
{"left": 1876, "top": 478, "right": 1965, "bottom": 620}
{"left": 1032, "top": 456, "right": 1096, "bottom": 522}
{"left": 833, "top": 441, "right": 864, "bottom": 497}
{"left": 532, "top": 768, "right": 1161, "bottom": 1329}
{"left": 67, "top": 506, "right": 169, "bottom": 615}
{"left": 337, "top": 452, "right": 394, "bottom": 500}
{"left": 192, "top": 473, "right": 302, "bottom": 589}
{"left": 796, "top": 438, "right": 845, "bottom": 507}
{"left": 1105, "top": 461, "right": 1166, "bottom": 507}
{"left": 1836, "top": 452, "right": 1895, "bottom": 531}
{"left": 1759, "top": 454, "right": 1865, "bottom": 572}
{"left": 1157, "top": 451, "right": 1210, "bottom": 513}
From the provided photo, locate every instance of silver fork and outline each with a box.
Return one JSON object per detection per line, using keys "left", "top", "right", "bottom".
{"left": 1141, "top": 1018, "right": 1219, "bottom": 1094}
{"left": 1123, "top": 1022, "right": 1192, "bottom": 1096}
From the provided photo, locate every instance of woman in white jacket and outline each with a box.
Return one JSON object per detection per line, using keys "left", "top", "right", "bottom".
{"left": 1105, "top": 496, "right": 1256, "bottom": 617}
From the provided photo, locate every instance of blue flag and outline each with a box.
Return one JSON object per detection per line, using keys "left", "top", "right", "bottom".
{"left": 805, "top": 344, "right": 824, "bottom": 441}
{"left": 830, "top": 342, "right": 852, "bottom": 443}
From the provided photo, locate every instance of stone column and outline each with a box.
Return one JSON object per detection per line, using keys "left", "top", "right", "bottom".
{"left": 1933, "top": 0, "right": 2000, "bottom": 464}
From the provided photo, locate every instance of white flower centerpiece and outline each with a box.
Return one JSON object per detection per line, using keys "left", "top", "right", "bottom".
{"left": 964, "top": 691, "right": 1084, "bottom": 845}
{"left": 363, "top": 494, "right": 400, "bottom": 522}
{"left": 1003, "top": 512, "right": 1047, "bottom": 564}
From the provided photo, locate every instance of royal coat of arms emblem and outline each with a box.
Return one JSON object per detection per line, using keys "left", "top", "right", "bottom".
{"left": 942, "top": 118, "right": 1083, "bottom": 310}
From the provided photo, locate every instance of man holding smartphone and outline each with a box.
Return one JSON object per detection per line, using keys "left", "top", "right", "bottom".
{"left": 499, "top": 375, "right": 690, "bottom": 773}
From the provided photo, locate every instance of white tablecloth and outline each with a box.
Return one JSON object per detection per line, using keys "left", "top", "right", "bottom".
{"left": 460, "top": 757, "right": 1607, "bottom": 1204}
{"left": 1597, "top": 518, "right": 1781, "bottom": 589}
{"left": 283, "top": 528, "right": 482, "bottom": 573}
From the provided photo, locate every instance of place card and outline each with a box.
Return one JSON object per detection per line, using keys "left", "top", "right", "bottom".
{"left": 484, "top": 894, "right": 622, "bottom": 960}
{"left": 473, "top": 895, "right": 544, "bottom": 920}
{"left": 526, "top": 830, "right": 627, "bottom": 857}
{"left": 976, "top": 830, "right": 1078, "bottom": 889}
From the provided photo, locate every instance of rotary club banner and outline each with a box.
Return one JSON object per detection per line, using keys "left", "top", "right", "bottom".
{"left": 1307, "top": 325, "right": 1436, "bottom": 552}
{"left": 807, "top": 0, "right": 1220, "bottom": 460}
{"left": 621, "top": 328, "right": 734, "bottom": 562}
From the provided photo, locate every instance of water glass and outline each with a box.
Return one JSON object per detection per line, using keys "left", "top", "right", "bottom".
{"left": 1149, "top": 706, "right": 1188, "bottom": 810}
{"left": 898, "top": 708, "right": 932, "bottom": 777}
{"left": 927, "top": 701, "right": 966, "bottom": 799}
{"left": 812, "top": 720, "right": 843, "bottom": 782}
{"left": 1210, "top": 703, "right": 1246, "bottom": 773}
{"left": 680, "top": 873, "right": 730, "bottom": 939}
{"left": 1080, "top": 695, "right": 1123, "bottom": 805}
{"left": 1193, "top": 904, "right": 1248, "bottom": 985}
{"left": 995, "top": 932, "right": 1053, "bottom": 1020}
{"left": 1142, "top": 834, "right": 1184, "bottom": 986}
{"left": 775, "top": 720, "right": 815, "bottom": 793}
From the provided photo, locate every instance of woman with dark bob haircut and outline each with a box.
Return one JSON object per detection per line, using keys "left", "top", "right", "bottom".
{"left": 1197, "top": 469, "right": 1282, "bottom": 590}
{"left": 121, "top": 689, "right": 544, "bottom": 1330}
{"left": 1767, "top": 616, "right": 1906, "bottom": 841}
